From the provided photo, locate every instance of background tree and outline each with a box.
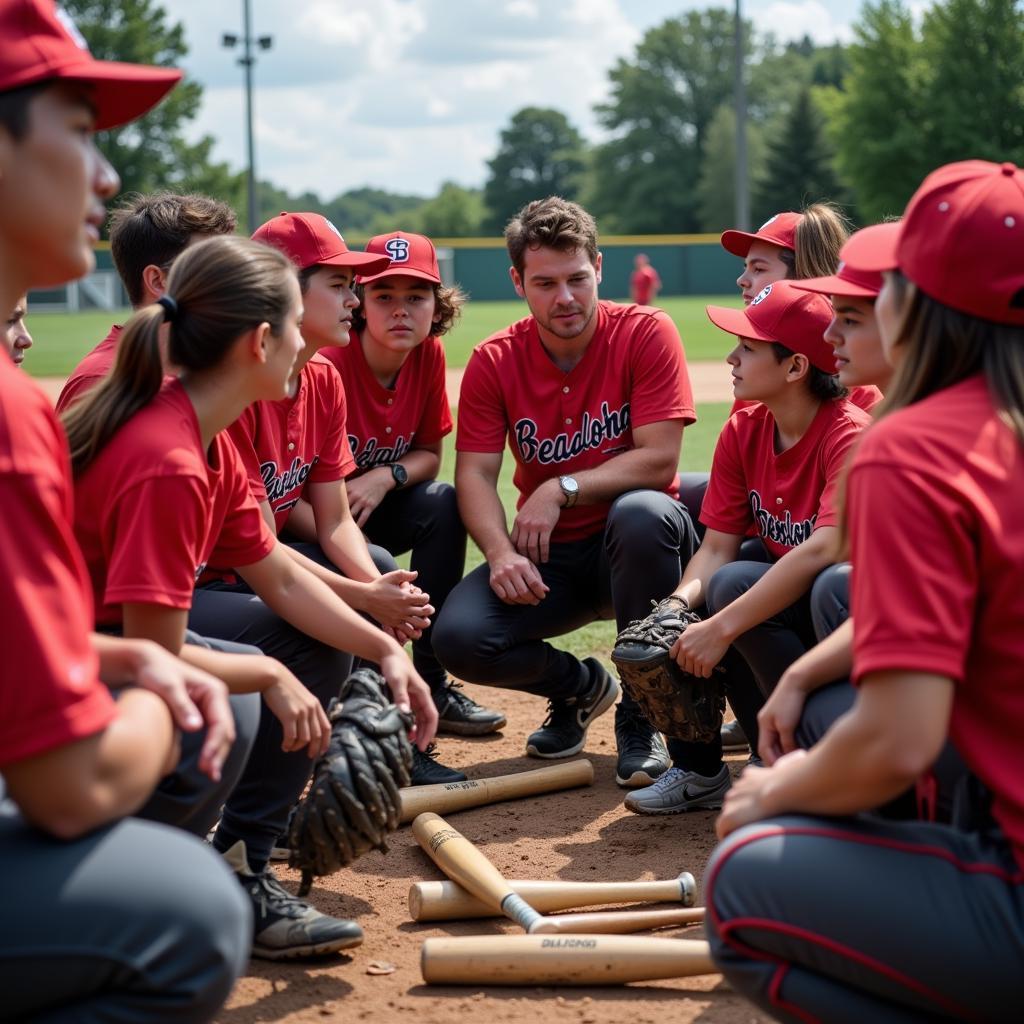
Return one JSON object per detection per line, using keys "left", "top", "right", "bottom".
{"left": 696, "top": 105, "right": 766, "bottom": 231}
{"left": 754, "top": 87, "right": 846, "bottom": 222}
{"left": 64, "top": 0, "right": 245, "bottom": 225}
{"left": 481, "top": 107, "right": 586, "bottom": 233}
{"left": 412, "top": 183, "right": 484, "bottom": 238}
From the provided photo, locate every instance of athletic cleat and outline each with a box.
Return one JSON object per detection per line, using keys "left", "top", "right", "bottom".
{"left": 624, "top": 764, "right": 731, "bottom": 815}
{"left": 721, "top": 718, "right": 750, "bottom": 752}
{"left": 435, "top": 681, "right": 507, "bottom": 736}
{"left": 614, "top": 705, "right": 671, "bottom": 787}
{"left": 223, "top": 840, "right": 363, "bottom": 960}
{"left": 526, "top": 657, "right": 620, "bottom": 759}
{"left": 410, "top": 743, "right": 468, "bottom": 785}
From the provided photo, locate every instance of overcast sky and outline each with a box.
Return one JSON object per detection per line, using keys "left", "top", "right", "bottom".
{"left": 169, "top": 0, "right": 868, "bottom": 199}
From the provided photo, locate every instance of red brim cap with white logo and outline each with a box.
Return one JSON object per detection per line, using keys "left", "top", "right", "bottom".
{"left": 1, "top": 0, "right": 182, "bottom": 131}
{"left": 252, "top": 212, "right": 391, "bottom": 274}
{"left": 720, "top": 211, "right": 803, "bottom": 258}
{"left": 358, "top": 231, "right": 441, "bottom": 285}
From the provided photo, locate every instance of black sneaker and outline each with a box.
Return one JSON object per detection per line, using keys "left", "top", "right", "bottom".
{"left": 525, "top": 657, "right": 620, "bottom": 759}
{"left": 721, "top": 718, "right": 750, "bottom": 752}
{"left": 223, "top": 840, "right": 363, "bottom": 960}
{"left": 435, "top": 682, "right": 507, "bottom": 736}
{"left": 614, "top": 705, "right": 671, "bottom": 788}
{"left": 411, "top": 743, "right": 468, "bottom": 785}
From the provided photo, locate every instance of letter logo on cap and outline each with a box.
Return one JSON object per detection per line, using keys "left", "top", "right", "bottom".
{"left": 324, "top": 218, "right": 344, "bottom": 240}
{"left": 751, "top": 284, "right": 773, "bottom": 306}
{"left": 385, "top": 238, "right": 410, "bottom": 262}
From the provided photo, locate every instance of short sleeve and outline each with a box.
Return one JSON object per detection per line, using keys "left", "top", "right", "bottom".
{"left": 849, "top": 455, "right": 977, "bottom": 684}
{"left": 456, "top": 349, "right": 509, "bottom": 452}
{"left": 628, "top": 312, "right": 696, "bottom": 428}
{"left": 412, "top": 340, "right": 453, "bottom": 446}
{"left": 699, "top": 419, "right": 752, "bottom": 536}
{"left": 225, "top": 408, "right": 267, "bottom": 503}
{"left": 210, "top": 445, "right": 278, "bottom": 569}
{"left": 814, "top": 422, "right": 862, "bottom": 531}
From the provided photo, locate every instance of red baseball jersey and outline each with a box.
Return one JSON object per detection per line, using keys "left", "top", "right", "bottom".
{"left": 701, "top": 398, "right": 871, "bottom": 561}
{"left": 731, "top": 385, "right": 882, "bottom": 418}
{"left": 322, "top": 331, "right": 452, "bottom": 476}
{"left": 848, "top": 375, "right": 1024, "bottom": 869}
{"left": 630, "top": 267, "right": 661, "bottom": 305}
{"left": 0, "top": 358, "right": 114, "bottom": 768}
{"left": 226, "top": 354, "right": 355, "bottom": 533}
{"left": 73, "top": 379, "right": 275, "bottom": 625}
{"left": 55, "top": 324, "right": 122, "bottom": 412}
{"left": 457, "top": 301, "right": 696, "bottom": 543}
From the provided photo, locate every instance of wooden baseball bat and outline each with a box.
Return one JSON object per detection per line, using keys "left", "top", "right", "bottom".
{"left": 408, "top": 873, "right": 698, "bottom": 921}
{"left": 399, "top": 760, "right": 593, "bottom": 824}
{"left": 412, "top": 812, "right": 545, "bottom": 932}
{"left": 529, "top": 905, "right": 705, "bottom": 934}
{"left": 421, "top": 934, "right": 716, "bottom": 985}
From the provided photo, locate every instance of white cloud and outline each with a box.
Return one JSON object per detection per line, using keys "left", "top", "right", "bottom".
{"left": 751, "top": 1, "right": 855, "bottom": 45}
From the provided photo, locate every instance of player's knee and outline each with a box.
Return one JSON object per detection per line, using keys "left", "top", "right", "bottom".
{"left": 606, "top": 490, "right": 682, "bottom": 550}
{"left": 810, "top": 562, "right": 851, "bottom": 640}
{"left": 706, "top": 561, "right": 765, "bottom": 615}
{"left": 368, "top": 542, "right": 399, "bottom": 574}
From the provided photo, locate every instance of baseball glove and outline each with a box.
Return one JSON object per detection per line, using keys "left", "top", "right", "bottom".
{"left": 611, "top": 597, "right": 726, "bottom": 744}
{"left": 288, "top": 668, "right": 414, "bottom": 896}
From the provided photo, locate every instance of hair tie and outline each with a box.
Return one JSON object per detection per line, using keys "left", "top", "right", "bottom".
{"left": 156, "top": 295, "right": 178, "bottom": 323}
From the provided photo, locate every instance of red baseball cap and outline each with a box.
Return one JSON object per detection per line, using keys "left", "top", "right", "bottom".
{"left": 358, "top": 231, "right": 441, "bottom": 285}
{"left": 706, "top": 280, "right": 837, "bottom": 373}
{"left": 791, "top": 243, "right": 883, "bottom": 300}
{"left": 0, "top": 0, "right": 182, "bottom": 131}
{"left": 252, "top": 212, "right": 391, "bottom": 274}
{"left": 720, "top": 211, "right": 802, "bottom": 258}
{"left": 841, "top": 161, "right": 1024, "bottom": 326}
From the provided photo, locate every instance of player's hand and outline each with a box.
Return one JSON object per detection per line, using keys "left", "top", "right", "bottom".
{"left": 670, "top": 615, "right": 729, "bottom": 678}
{"left": 262, "top": 661, "right": 331, "bottom": 758}
{"left": 131, "top": 640, "right": 235, "bottom": 782}
{"left": 346, "top": 468, "right": 392, "bottom": 529}
{"left": 757, "top": 669, "right": 809, "bottom": 766}
{"left": 361, "top": 570, "right": 434, "bottom": 634}
{"left": 716, "top": 749, "right": 807, "bottom": 839}
{"left": 489, "top": 550, "right": 549, "bottom": 605}
{"left": 510, "top": 480, "right": 563, "bottom": 564}
{"left": 378, "top": 647, "right": 438, "bottom": 750}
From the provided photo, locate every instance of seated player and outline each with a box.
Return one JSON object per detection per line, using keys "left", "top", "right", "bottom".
{"left": 0, "top": 3, "right": 248, "bottom": 1018}
{"left": 707, "top": 158, "right": 1024, "bottom": 1024}
{"left": 62, "top": 235, "right": 437, "bottom": 959}
{"left": 246, "top": 213, "right": 468, "bottom": 785}
{"left": 624, "top": 282, "right": 870, "bottom": 815}
{"left": 320, "top": 229, "right": 506, "bottom": 738}
{"left": 2, "top": 293, "right": 32, "bottom": 365}
{"left": 434, "top": 197, "right": 699, "bottom": 787}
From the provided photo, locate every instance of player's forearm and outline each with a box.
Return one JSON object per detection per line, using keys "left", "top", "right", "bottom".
{"left": 319, "top": 518, "right": 381, "bottom": 583}
{"left": 672, "top": 542, "right": 736, "bottom": 609}
{"left": 284, "top": 499, "right": 319, "bottom": 542}
{"left": 456, "top": 471, "right": 516, "bottom": 562}
{"left": 783, "top": 618, "right": 855, "bottom": 693}
{"left": 399, "top": 447, "right": 441, "bottom": 487}
{"left": 712, "top": 533, "right": 836, "bottom": 644}
{"left": 177, "top": 644, "right": 281, "bottom": 694}
{"left": 572, "top": 447, "right": 678, "bottom": 506}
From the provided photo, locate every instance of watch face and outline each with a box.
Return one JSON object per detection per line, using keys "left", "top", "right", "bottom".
{"left": 391, "top": 463, "right": 409, "bottom": 486}
{"left": 560, "top": 475, "right": 579, "bottom": 493}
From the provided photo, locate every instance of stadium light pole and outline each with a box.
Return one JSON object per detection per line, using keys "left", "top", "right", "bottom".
{"left": 734, "top": 0, "right": 750, "bottom": 230}
{"left": 222, "top": 0, "right": 273, "bottom": 232}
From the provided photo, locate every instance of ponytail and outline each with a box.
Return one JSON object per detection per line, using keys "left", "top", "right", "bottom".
{"left": 63, "top": 305, "right": 165, "bottom": 476}
{"left": 62, "top": 234, "right": 297, "bottom": 476}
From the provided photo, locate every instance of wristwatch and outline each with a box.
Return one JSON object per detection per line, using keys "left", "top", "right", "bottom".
{"left": 558, "top": 475, "right": 580, "bottom": 508}
{"left": 388, "top": 462, "right": 408, "bottom": 489}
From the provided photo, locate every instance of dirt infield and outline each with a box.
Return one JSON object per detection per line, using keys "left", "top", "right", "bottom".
{"left": 217, "top": 686, "right": 765, "bottom": 1024}
{"left": 32, "top": 361, "right": 737, "bottom": 409}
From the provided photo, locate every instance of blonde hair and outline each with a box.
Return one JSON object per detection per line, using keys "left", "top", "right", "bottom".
{"left": 64, "top": 236, "right": 296, "bottom": 476}
{"left": 778, "top": 202, "right": 852, "bottom": 280}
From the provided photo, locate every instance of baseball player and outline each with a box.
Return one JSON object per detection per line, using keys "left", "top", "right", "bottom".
{"left": 624, "top": 282, "right": 871, "bottom": 815}
{"left": 629, "top": 252, "right": 661, "bottom": 306}
{"left": 433, "top": 196, "right": 699, "bottom": 786}
{"left": 244, "top": 214, "right": 467, "bottom": 786}
{"left": 321, "top": 230, "right": 506, "bottom": 738}
{"left": 61, "top": 234, "right": 438, "bottom": 958}
{"left": 708, "top": 159, "right": 1024, "bottom": 1024}
{"left": 2, "top": 293, "right": 32, "bottom": 364}
{"left": 0, "top": 2, "right": 249, "bottom": 1019}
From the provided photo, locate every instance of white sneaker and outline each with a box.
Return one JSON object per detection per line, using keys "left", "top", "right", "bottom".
{"left": 624, "top": 765, "right": 731, "bottom": 815}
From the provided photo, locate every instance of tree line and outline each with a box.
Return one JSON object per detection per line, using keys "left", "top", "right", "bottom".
{"left": 70, "top": 0, "right": 1024, "bottom": 236}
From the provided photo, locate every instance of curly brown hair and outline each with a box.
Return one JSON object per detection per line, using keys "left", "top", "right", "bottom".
{"left": 352, "top": 281, "right": 466, "bottom": 338}
{"left": 505, "top": 196, "right": 599, "bottom": 278}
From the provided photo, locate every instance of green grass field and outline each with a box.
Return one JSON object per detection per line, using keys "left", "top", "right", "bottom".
{"left": 22, "top": 294, "right": 741, "bottom": 378}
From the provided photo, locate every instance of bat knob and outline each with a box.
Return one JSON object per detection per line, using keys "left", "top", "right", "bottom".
{"left": 527, "top": 919, "right": 558, "bottom": 934}
{"left": 677, "top": 871, "right": 697, "bottom": 907}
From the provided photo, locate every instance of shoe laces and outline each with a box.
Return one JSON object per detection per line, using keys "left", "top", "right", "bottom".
{"left": 648, "top": 767, "right": 686, "bottom": 792}
{"left": 414, "top": 742, "right": 442, "bottom": 764}
{"left": 249, "top": 868, "right": 309, "bottom": 920}
{"left": 443, "top": 683, "right": 479, "bottom": 713}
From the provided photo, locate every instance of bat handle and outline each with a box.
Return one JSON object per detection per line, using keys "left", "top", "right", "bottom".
{"left": 501, "top": 893, "right": 544, "bottom": 931}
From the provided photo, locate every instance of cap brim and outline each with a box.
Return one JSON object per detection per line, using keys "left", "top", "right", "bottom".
{"left": 358, "top": 266, "right": 440, "bottom": 286}
{"left": 792, "top": 274, "right": 880, "bottom": 299}
{"left": 720, "top": 229, "right": 758, "bottom": 258}
{"left": 705, "top": 304, "right": 775, "bottom": 342}
{"left": 55, "top": 60, "right": 182, "bottom": 130}
{"left": 840, "top": 222, "right": 901, "bottom": 274}
{"left": 317, "top": 251, "right": 392, "bottom": 275}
